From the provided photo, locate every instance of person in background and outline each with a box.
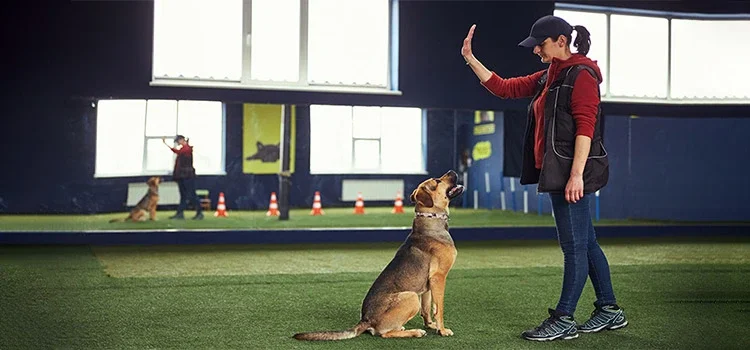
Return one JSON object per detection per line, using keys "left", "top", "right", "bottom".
{"left": 162, "top": 135, "right": 204, "bottom": 220}
{"left": 461, "top": 15, "right": 627, "bottom": 341}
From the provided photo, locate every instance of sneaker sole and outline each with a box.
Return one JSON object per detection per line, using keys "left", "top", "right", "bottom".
{"left": 607, "top": 320, "right": 628, "bottom": 330}
{"left": 579, "top": 320, "right": 628, "bottom": 333}
{"left": 523, "top": 332, "right": 579, "bottom": 341}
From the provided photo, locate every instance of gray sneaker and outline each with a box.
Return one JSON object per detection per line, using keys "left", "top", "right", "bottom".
{"left": 578, "top": 305, "right": 628, "bottom": 333}
{"left": 521, "top": 308, "right": 579, "bottom": 341}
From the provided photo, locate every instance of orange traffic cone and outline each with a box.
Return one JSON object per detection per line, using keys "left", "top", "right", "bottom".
{"left": 392, "top": 192, "right": 404, "bottom": 214}
{"left": 214, "top": 192, "right": 229, "bottom": 217}
{"left": 354, "top": 192, "right": 365, "bottom": 214}
{"left": 266, "top": 192, "right": 279, "bottom": 216}
{"left": 310, "top": 191, "right": 324, "bottom": 216}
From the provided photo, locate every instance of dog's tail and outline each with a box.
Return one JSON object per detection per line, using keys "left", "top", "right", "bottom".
{"left": 292, "top": 321, "right": 369, "bottom": 341}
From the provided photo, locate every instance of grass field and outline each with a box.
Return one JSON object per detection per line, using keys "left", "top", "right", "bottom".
{"left": 2, "top": 237, "right": 749, "bottom": 349}
{"left": 0, "top": 207, "right": 715, "bottom": 232}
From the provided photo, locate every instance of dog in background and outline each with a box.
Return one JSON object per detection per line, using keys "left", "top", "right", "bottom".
{"left": 293, "top": 170, "right": 465, "bottom": 341}
{"left": 246, "top": 141, "right": 280, "bottom": 163}
{"left": 109, "top": 176, "right": 161, "bottom": 222}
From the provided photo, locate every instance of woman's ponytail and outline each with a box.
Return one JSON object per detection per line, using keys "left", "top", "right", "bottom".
{"left": 573, "top": 25, "right": 591, "bottom": 56}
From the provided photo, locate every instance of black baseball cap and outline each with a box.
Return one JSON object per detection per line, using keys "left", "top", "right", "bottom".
{"left": 518, "top": 15, "right": 573, "bottom": 48}
{"left": 174, "top": 135, "right": 186, "bottom": 142}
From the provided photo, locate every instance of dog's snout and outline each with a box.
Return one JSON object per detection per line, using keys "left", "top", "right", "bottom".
{"left": 443, "top": 170, "right": 458, "bottom": 183}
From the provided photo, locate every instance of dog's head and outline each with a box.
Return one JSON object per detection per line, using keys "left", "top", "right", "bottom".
{"left": 147, "top": 176, "right": 161, "bottom": 187}
{"left": 409, "top": 170, "right": 464, "bottom": 213}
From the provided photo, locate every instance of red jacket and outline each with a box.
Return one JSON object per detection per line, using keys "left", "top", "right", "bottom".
{"left": 481, "top": 54, "right": 603, "bottom": 169}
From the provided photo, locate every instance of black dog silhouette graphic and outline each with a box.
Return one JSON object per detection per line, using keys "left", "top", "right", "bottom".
{"left": 246, "top": 141, "right": 280, "bottom": 163}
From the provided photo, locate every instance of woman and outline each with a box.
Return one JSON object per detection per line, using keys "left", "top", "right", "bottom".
{"left": 461, "top": 15, "right": 627, "bottom": 341}
{"left": 162, "top": 135, "right": 204, "bottom": 220}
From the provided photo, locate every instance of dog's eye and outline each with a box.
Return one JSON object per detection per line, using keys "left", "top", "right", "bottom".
{"left": 434, "top": 179, "right": 441, "bottom": 183}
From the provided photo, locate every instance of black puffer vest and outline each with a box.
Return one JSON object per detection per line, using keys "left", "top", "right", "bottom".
{"left": 173, "top": 149, "right": 196, "bottom": 180}
{"left": 520, "top": 64, "right": 609, "bottom": 194}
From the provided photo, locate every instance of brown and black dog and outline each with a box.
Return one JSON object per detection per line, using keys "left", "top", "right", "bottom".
{"left": 109, "top": 176, "right": 161, "bottom": 222}
{"left": 293, "top": 170, "right": 465, "bottom": 341}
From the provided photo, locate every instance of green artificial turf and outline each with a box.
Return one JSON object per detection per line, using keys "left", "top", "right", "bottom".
{"left": 0, "top": 207, "right": 715, "bottom": 232}
{"left": 2, "top": 237, "right": 749, "bottom": 349}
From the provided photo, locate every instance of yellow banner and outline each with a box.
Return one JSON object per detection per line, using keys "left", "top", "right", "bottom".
{"left": 243, "top": 104, "right": 296, "bottom": 174}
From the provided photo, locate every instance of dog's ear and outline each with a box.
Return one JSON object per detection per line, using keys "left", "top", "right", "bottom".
{"left": 257, "top": 141, "right": 264, "bottom": 148}
{"left": 410, "top": 188, "right": 433, "bottom": 208}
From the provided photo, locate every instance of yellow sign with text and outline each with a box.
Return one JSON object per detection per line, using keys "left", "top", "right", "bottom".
{"left": 472, "top": 141, "right": 492, "bottom": 161}
{"left": 243, "top": 104, "right": 296, "bottom": 174}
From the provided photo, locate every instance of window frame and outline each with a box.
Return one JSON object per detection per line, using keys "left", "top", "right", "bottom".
{"left": 555, "top": 2, "right": 750, "bottom": 105}
{"left": 150, "top": 0, "right": 402, "bottom": 96}
{"left": 309, "top": 104, "right": 427, "bottom": 175}
{"left": 94, "top": 99, "right": 227, "bottom": 178}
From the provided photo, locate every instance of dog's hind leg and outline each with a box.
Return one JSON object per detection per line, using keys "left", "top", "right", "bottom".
{"left": 420, "top": 290, "right": 437, "bottom": 330}
{"left": 374, "top": 292, "right": 427, "bottom": 339}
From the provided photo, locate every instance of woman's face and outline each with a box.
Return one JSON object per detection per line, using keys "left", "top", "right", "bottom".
{"left": 533, "top": 35, "right": 567, "bottom": 63}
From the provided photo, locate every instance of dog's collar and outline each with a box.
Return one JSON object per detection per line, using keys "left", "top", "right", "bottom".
{"left": 415, "top": 212, "right": 449, "bottom": 221}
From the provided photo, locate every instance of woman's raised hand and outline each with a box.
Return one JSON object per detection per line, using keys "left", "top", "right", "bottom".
{"left": 461, "top": 24, "right": 477, "bottom": 61}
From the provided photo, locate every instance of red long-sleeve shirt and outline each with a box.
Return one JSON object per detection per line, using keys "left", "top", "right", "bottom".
{"left": 171, "top": 144, "right": 193, "bottom": 156}
{"left": 481, "top": 54, "right": 602, "bottom": 169}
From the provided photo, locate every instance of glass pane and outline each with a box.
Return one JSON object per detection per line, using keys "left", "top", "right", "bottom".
{"left": 308, "top": 0, "right": 389, "bottom": 86}
{"left": 145, "top": 138, "right": 175, "bottom": 172}
{"left": 352, "top": 106, "right": 381, "bottom": 138}
{"left": 145, "top": 100, "right": 177, "bottom": 137}
{"left": 671, "top": 19, "right": 750, "bottom": 99}
{"left": 250, "top": 0, "right": 300, "bottom": 82}
{"left": 609, "top": 14, "right": 668, "bottom": 98}
{"left": 309, "top": 105, "right": 353, "bottom": 173}
{"left": 380, "top": 107, "right": 423, "bottom": 173}
{"left": 353, "top": 139, "right": 380, "bottom": 170}
{"left": 95, "top": 100, "right": 146, "bottom": 176}
{"left": 153, "top": 0, "right": 243, "bottom": 80}
{"left": 176, "top": 101, "right": 224, "bottom": 174}
{"left": 553, "top": 9, "right": 608, "bottom": 96}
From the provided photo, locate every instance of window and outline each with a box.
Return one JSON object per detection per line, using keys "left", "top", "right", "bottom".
{"left": 250, "top": 0, "right": 300, "bottom": 82}
{"left": 152, "top": 0, "right": 243, "bottom": 80}
{"left": 307, "top": 0, "right": 390, "bottom": 86}
{"left": 95, "top": 100, "right": 225, "bottom": 178}
{"left": 151, "top": 0, "right": 398, "bottom": 94}
{"left": 553, "top": 9, "right": 609, "bottom": 96}
{"left": 671, "top": 19, "right": 750, "bottom": 99}
{"left": 609, "top": 14, "right": 669, "bottom": 98}
{"left": 554, "top": 2, "right": 750, "bottom": 104}
{"left": 309, "top": 105, "right": 424, "bottom": 174}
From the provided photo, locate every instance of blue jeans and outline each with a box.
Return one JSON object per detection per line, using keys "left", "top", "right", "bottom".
{"left": 550, "top": 193, "right": 616, "bottom": 316}
{"left": 176, "top": 177, "right": 202, "bottom": 215}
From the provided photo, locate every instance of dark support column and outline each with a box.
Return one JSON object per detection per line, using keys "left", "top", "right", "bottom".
{"left": 278, "top": 105, "right": 293, "bottom": 221}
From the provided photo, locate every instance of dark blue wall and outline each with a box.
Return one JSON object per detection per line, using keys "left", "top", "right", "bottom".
{"left": 463, "top": 113, "right": 750, "bottom": 222}
{"left": 1, "top": 0, "right": 749, "bottom": 220}
{"left": 599, "top": 115, "right": 750, "bottom": 221}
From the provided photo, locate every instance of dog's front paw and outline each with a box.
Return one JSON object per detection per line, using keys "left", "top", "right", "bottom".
{"left": 438, "top": 328, "right": 454, "bottom": 337}
{"left": 424, "top": 322, "right": 438, "bottom": 330}
{"left": 416, "top": 329, "right": 427, "bottom": 337}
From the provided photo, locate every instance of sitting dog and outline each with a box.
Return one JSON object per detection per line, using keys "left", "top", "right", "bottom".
{"left": 109, "top": 176, "right": 161, "bottom": 222}
{"left": 293, "top": 170, "right": 465, "bottom": 340}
